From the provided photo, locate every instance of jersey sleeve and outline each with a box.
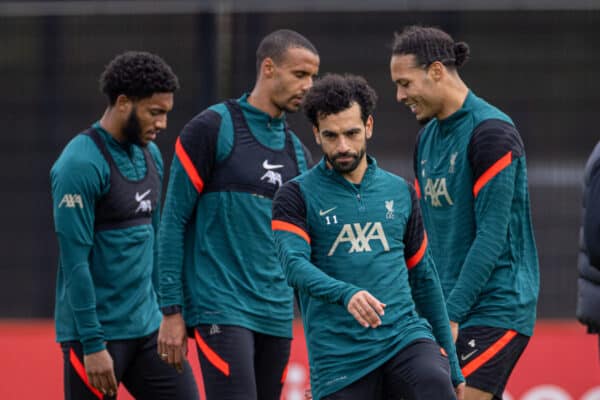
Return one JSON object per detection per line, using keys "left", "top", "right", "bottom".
{"left": 412, "top": 129, "right": 425, "bottom": 199}
{"left": 51, "top": 138, "right": 106, "bottom": 354}
{"left": 403, "top": 184, "right": 428, "bottom": 269}
{"left": 272, "top": 181, "right": 361, "bottom": 306}
{"left": 158, "top": 110, "right": 221, "bottom": 308}
{"left": 445, "top": 120, "right": 523, "bottom": 323}
{"left": 147, "top": 143, "right": 164, "bottom": 297}
{"left": 585, "top": 158, "right": 600, "bottom": 266}
{"left": 404, "top": 184, "right": 464, "bottom": 386}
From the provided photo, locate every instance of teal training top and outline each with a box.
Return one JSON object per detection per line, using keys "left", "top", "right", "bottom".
{"left": 158, "top": 94, "right": 312, "bottom": 338}
{"left": 414, "top": 91, "right": 539, "bottom": 336}
{"left": 50, "top": 122, "right": 163, "bottom": 355}
{"left": 273, "top": 157, "right": 464, "bottom": 400}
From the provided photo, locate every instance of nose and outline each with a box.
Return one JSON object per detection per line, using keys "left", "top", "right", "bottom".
{"left": 302, "top": 76, "right": 313, "bottom": 91}
{"left": 336, "top": 136, "right": 351, "bottom": 153}
{"left": 396, "top": 86, "right": 407, "bottom": 103}
{"left": 155, "top": 115, "right": 167, "bottom": 130}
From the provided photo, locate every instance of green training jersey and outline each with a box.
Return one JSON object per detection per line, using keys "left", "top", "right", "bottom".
{"left": 159, "top": 94, "right": 312, "bottom": 338}
{"left": 414, "top": 91, "right": 539, "bottom": 336}
{"left": 273, "top": 157, "right": 463, "bottom": 399}
{"left": 50, "top": 123, "right": 163, "bottom": 354}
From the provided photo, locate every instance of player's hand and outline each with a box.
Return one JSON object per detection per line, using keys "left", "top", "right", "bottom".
{"left": 304, "top": 387, "right": 313, "bottom": 399}
{"left": 450, "top": 320, "right": 459, "bottom": 343}
{"left": 158, "top": 313, "right": 188, "bottom": 373}
{"left": 84, "top": 349, "right": 118, "bottom": 397}
{"left": 455, "top": 382, "right": 465, "bottom": 400}
{"left": 347, "top": 290, "right": 386, "bottom": 328}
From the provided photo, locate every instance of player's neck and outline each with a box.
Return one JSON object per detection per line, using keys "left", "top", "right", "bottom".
{"left": 99, "top": 108, "right": 127, "bottom": 143}
{"left": 247, "top": 86, "right": 283, "bottom": 119}
{"left": 342, "top": 158, "right": 368, "bottom": 185}
{"left": 437, "top": 78, "right": 469, "bottom": 120}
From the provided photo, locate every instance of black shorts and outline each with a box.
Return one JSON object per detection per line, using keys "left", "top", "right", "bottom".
{"left": 61, "top": 330, "right": 198, "bottom": 400}
{"left": 323, "top": 338, "right": 455, "bottom": 400}
{"left": 193, "top": 324, "right": 291, "bottom": 400}
{"left": 456, "top": 326, "right": 529, "bottom": 399}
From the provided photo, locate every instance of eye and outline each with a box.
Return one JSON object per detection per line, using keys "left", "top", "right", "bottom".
{"left": 294, "top": 72, "right": 306, "bottom": 78}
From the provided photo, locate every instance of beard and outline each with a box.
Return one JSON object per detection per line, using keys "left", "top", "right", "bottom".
{"left": 122, "top": 107, "right": 144, "bottom": 146}
{"left": 326, "top": 147, "right": 366, "bottom": 174}
{"left": 417, "top": 115, "right": 432, "bottom": 126}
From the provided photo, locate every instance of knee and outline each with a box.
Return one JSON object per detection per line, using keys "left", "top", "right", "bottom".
{"left": 413, "top": 366, "right": 454, "bottom": 399}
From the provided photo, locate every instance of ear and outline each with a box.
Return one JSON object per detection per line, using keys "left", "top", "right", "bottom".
{"left": 115, "top": 94, "right": 132, "bottom": 113}
{"left": 261, "top": 57, "right": 276, "bottom": 78}
{"left": 312, "top": 125, "right": 321, "bottom": 145}
{"left": 427, "top": 61, "right": 444, "bottom": 82}
{"left": 365, "top": 115, "right": 374, "bottom": 139}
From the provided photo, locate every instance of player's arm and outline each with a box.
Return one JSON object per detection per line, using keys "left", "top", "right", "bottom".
{"left": 584, "top": 155, "right": 600, "bottom": 266}
{"left": 412, "top": 128, "right": 425, "bottom": 199}
{"left": 445, "top": 120, "right": 523, "bottom": 324}
{"left": 404, "top": 184, "right": 465, "bottom": 388}
{"left": 272, "top": 182, "right": 363, "bottom": 308}
{"left": 158, "top": 110, "right": 220, "bottom": 308}
{"left": 51, "top": 144, "right": 104, "bottom": 355}
{"left": 147, "top": 143, "right": 164, "bottom": 295}
{"left": 51, "top": 142, "right": 118, "bottom": 396}
{"left": 157, "top": 110, "right": 220, "bottom": 371}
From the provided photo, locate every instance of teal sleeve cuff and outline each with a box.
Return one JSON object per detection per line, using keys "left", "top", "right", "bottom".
{"left": 342, "top": 287, "right": 362, "bottom": 308}
{"left": 82, "top": 338, "right": 106, "bottom": 355}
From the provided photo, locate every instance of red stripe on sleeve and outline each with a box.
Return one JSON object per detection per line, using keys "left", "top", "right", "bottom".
{"left": 406, "top": 232, "right": 428, "bottom": 269}
{"left": 414, "top": 178, "right": 421, "bottom": 199}
{"left": 462, "top": 330, "right": 517, "bottom": 378}
{"left": 194, "top": 329, "right": 230, "bottom": 376}
{"left": 272, "top": 220, "right": 311, "bottom": 244}
{"left": 69, "top": 348, "right": 104, "bottom": 399}
{"left": 472, "top": 151, "right": 512, "bottom": 197}
{"left": 175, "top": 137, "right": 205, "bottom": 193}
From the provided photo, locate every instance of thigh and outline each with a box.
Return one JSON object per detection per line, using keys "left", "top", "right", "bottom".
{"left": 383, "top": 339, "right": 455, "bottom": 400}
{"left": 194, "top": 324, "right": 256, "bottom": 400}
{"left": 120, "top": 331, "right": 199, "bottom": 400}
{"left": 61, "top": 340, "right": 132, "bottom": 400}
{"left": 456, "top": 326, "right": 529, "bottom": 400}
{"left": 254, "top": 332, "right": 291, "bottom": 400}
{"left": 322, "top": 368, "right": 382, "bottom": 400}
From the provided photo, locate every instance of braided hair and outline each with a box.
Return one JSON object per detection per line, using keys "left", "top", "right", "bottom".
{"left": 392, "top": 26, "right": 470, "bottom": 69}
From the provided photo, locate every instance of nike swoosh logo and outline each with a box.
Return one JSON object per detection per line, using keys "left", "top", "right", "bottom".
{"left": 263, "top": 160, "right": 284, "bottom": 170}
{"left": 135, "top": 189, "right": 151, "bottom": 202}
{"left": 319, "top": 207, "right": 337, "bottom": 216}
{"left": 460, "top": 350, "right": 477, "bottom": 361}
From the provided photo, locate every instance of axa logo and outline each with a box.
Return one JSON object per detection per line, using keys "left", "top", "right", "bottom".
{"left": 424, "top": 177, "right": 454, "bottom": 207}
{"left": 261, "top": 159, "right": 283, "bottom": 187}
{"left": 328, "top": 222, "right": 390, "bottom": 256}
{"left": 58, "top": 194, "right": 83, "bottom": 209}
{"left": 135, "top": 189, "right": 152, "bottom": 213}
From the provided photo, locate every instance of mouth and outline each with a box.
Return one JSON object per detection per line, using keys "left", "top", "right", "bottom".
{"left": 405, "top": 102, "right": 418, "bottom": 114}
{"left": 333, "top": 154, "right": 356, "bottom": 164}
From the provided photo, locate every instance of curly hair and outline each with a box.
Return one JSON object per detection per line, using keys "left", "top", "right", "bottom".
{"left": 99, "top": 51, "right": 179, "bottom": 105}
{"left": 302, "top": 74, "right": 377, "bottom": 127}
{"left": 392, "top": 25, "right": 470, "bottom": 69}
{"left": 256, "top": 29, "right": 318, "bottom": 73}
